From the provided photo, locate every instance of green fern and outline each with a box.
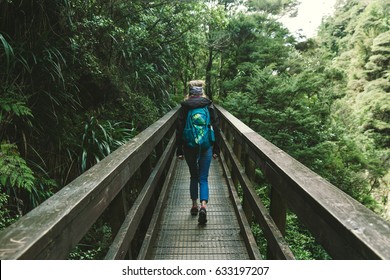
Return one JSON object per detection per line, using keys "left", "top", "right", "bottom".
{"left": 0, "top": 143, "right": 35, "bottom": 192}
{"left": 0, "top": 97, "right": 33, "bottom": 125}
{"left": 0, "top": 98, "right": 32, "bottom": 115}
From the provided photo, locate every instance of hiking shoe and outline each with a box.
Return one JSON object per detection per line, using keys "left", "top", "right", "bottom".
{"left": 198, "top": 207, "right": 207, "bottom": 225}
{"left": 190, "top": 206, "right": 199, "bottom": 216}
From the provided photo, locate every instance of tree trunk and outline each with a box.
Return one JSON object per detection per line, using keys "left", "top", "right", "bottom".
{"left": 206, "top": 47, "right": 213, "bottom": 100}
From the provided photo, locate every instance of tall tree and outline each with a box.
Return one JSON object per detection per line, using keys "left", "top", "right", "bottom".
{"left": 317, "top": 0, "right": 389, "bottom": 216}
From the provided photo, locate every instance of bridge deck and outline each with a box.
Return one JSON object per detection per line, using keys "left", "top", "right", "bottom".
{"left": 148, "top": 158, "right": 250, "bottom": 259}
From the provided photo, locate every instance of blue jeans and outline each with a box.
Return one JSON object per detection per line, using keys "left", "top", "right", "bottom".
{"left": 184, "top": 146, "right": 212, "bottom": 203}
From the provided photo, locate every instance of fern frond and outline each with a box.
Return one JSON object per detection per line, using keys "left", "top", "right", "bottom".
{"left": 0, "top": 143, "right": 35, "bottom": 192}
{"left": 0, "top": 98, "right": 33, "bottom": 118}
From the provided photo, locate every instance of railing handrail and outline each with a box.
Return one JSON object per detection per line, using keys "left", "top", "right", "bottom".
{"left": 0, "top": 106, "right": 179, "bottom": 259}
{"left": 216, "top": 105, "right": 390, "bottom": 260}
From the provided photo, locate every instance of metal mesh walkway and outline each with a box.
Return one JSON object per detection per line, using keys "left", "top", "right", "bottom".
{"left": 149, "top": 158, "right": 250, "bottom": 259}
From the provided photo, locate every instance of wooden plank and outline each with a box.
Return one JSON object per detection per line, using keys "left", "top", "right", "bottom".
{"left": 216, "top": 105, "right": 390, "bottom": 259}
{"left": 0, "top": 107, "right": 179, "bottom": 259}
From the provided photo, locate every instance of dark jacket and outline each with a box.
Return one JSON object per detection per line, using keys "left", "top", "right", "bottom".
{"left": 176, "top": 96, "right": 221, "bottom": 156}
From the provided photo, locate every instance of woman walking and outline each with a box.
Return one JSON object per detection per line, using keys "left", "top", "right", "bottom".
{"left": 176, "top": 80, "right": 221, "bottom": 225}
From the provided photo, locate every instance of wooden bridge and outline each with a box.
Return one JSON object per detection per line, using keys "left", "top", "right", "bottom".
{"left": 0, "top": 106, "right": 389, "bottom": 260}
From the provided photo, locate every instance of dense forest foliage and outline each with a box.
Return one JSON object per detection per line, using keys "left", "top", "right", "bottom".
{"left": 0, "top": 0, "right": 388, "bottom": 259}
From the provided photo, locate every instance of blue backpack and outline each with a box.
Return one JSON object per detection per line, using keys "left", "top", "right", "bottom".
{"left": 182, "top": 107, "right": 215, "bottom": 149}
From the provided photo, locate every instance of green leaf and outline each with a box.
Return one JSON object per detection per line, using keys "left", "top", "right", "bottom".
{"left": 0, "top": 33, "right": 14, "bottom": 72}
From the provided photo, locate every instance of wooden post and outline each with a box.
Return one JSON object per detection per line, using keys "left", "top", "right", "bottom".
{"left": 233, "top": 138, "right": 242, "bottom": 163}
{"left": 270, "top": 188, "right": 287, "bottom": 235}
{"left": 108, "top": 189, "right": 129, "bottom": 238}
{"left": 155, "top": 140, "right": 164, "bottom": 159}
{"left": 243, "top": 156, "right": 255, "bottom": 225}
{"left": 107, "top": 187, "right": 131, "bottom": 259}
{"left": 140, "top": 157, "right": 152, "bottom": 187}
{"left": 267, "top": 187, "right": 287, "bottom": 259}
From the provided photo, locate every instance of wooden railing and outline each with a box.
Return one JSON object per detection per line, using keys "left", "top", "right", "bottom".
{"left": 0, "top": 105, "right": 389, "bottom": 260}
{"left": 0, "top": 107, "right": 179, "bottom": 259}
{"left": 216, "top": 105, "right": 390, "bottom": 260}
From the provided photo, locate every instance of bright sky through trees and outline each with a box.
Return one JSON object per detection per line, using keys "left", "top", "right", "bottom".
{"left": 280, "top": 0, "right": 337, "bottom": 38}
